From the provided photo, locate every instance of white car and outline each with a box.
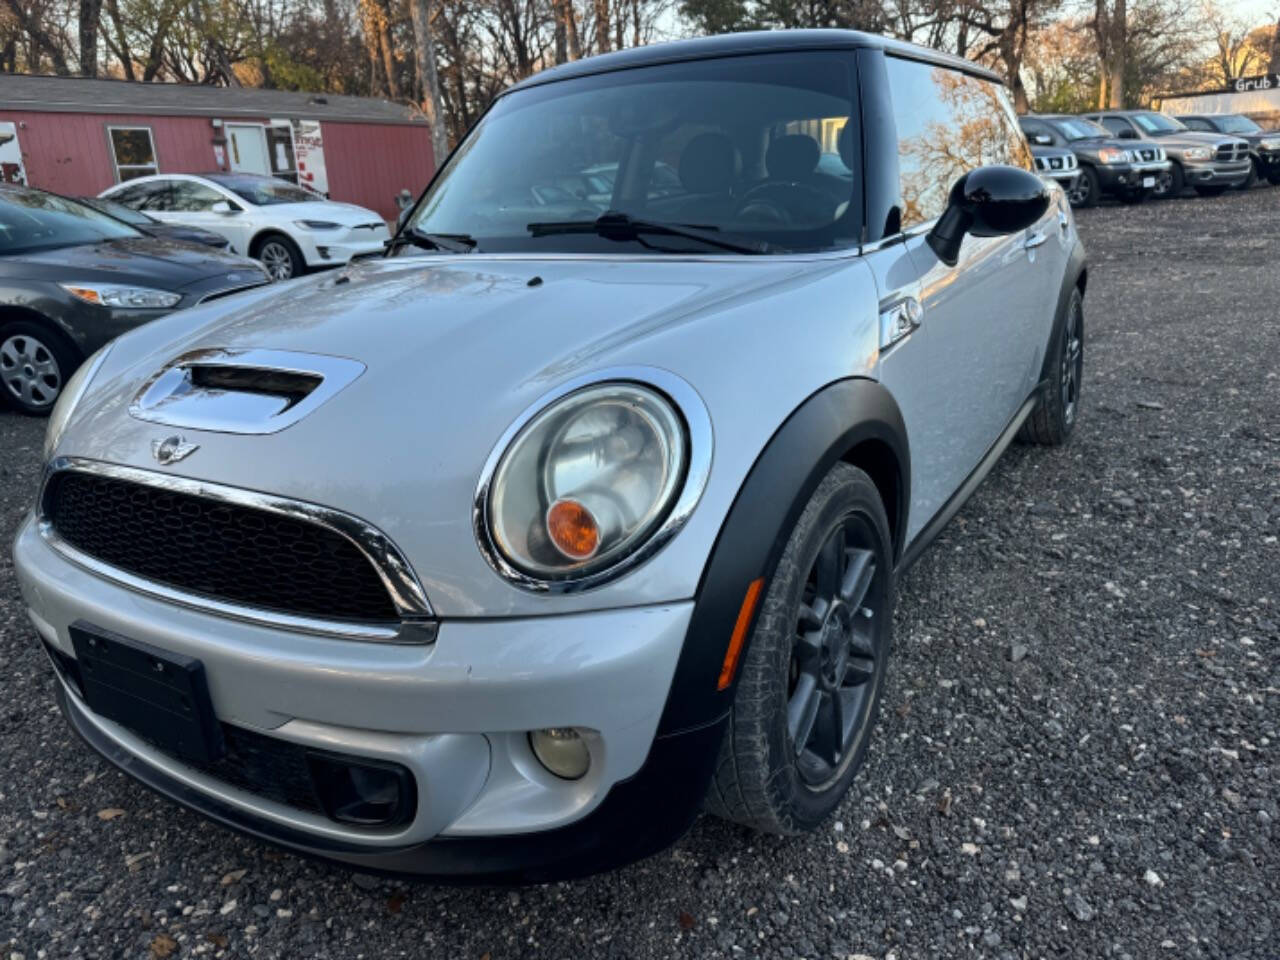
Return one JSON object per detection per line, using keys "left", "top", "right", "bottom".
{"left": 98, "top": 173, "right": 390, "bottom": 280}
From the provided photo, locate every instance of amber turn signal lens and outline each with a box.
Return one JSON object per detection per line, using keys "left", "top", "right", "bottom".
{"left": 546, "top": 499, "right": 600, "bottom": 560}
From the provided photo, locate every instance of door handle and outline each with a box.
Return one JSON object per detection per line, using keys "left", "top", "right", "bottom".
{"left": 1024, "top": 230, "right": 1049, "bottom": 250}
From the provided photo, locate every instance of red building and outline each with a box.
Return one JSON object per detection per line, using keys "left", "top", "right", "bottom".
{"left": 0, "top": 75, "right": 435, "bottom": 220}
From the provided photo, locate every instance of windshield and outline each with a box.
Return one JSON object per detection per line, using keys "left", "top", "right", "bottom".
{"left": 1215, "top": 114, "right": 1262, "bottom": 134}
{"left": 1132, "top": 112, "right": 1186, "bottom": 135}
{"left": 1051, "top": 118, "right": 1110, "bottom": 141}
{"left": 405, "top": 52, "right": 860, "bottom": 254}
{"left": 0, "top": 189, "right": 141, "bottom": 255}
{"left": 81, "top": 197, "right": 156, "bottom": 226}
{"left": 206, "top": 174, "right": 315, "bottom": 206}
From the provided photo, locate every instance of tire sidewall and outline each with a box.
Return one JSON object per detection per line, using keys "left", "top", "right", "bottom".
{"left": 1071, "top": 167, "right": 1098, "bottom": 208}
{"left": 1048, "top": 287, "right": 1085, "bottom": 438}
{"left": 749, "top": 465, "right": 894, "bottom": 831}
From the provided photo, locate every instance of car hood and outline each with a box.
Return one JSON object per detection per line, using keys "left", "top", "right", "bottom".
{"left": 1150, "top": 130, "right": 1240, "bottom": 148}
{"left": 258, "top": 200, "right": 385, "bottom": 226}
{"left": 1064, "top": 136, "right": 1149, "bottom": 152}
{"left": 57, "top": 251, "right": 879, "bottom": 617}
{"left": 5, "top": 236, "right": 265, "bottom": 286}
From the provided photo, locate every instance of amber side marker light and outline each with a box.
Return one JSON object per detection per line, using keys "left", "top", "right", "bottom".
{"left": 717, "top": 577, "right": 765, "bottom": 691}
{"left": 546, "top": 498, "right": 600, "bottom": 560}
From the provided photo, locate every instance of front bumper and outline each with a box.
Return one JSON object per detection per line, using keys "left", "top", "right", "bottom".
{"left": 1183, "top": 159, "right": 1252, "bottom": 186}
{"left": 14, "top": 513, "right": 706, "bottom": 878}
{"left": 294, "top": 228, "right": 390, "bottom": 268}
{"left": 1094, "top": 159, "right": 1170, "bottom": 193}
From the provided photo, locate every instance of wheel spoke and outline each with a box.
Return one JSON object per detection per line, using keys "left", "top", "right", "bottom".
{"left": 798, "top": 597, "right": 827, "bottom": 632}
{"left": 811, "top": 688, "right": 846, "bottom": 766}
{"left": 815, "top": 525, "right": 845, "bottom": 598}
{"left": 838, "top": 548, "right": 875, "bottom": 612}
{"left": 787, "top": 672, "right": 820, "bottom": 747}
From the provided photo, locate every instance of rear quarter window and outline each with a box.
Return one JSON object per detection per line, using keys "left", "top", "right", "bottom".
{"left": 884, "top": 57, "right": 1033, "bottom": 229}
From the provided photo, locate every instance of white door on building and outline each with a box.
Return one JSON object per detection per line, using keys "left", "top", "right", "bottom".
{"left": 226, "top": 124, "right": 270, "bottom": 175}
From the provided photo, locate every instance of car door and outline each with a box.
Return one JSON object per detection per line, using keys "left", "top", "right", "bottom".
{"left": 1096, "top": 115, "right": 1138, "bottom": 140}
{"left": 168, "top": 179, "right": 253, "bottom": 254}
{"left": 869, "top": 56, "right": 1058, "bottom": 541}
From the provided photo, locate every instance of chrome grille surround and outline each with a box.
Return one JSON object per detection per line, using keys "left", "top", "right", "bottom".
{"left": 38, "top": 457, "right": 435, "bottom": 643}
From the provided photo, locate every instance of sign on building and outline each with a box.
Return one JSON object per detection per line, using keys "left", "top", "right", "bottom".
{"left": 0, "top": 122, "right": 28, "bottom": 185}
{"left": 292, "top": 120, "right": 329, "bottom": 197}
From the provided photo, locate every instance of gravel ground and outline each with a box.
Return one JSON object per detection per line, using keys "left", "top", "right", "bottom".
{"left": 1, "top": 188, "right": 1277, "bottom": 960}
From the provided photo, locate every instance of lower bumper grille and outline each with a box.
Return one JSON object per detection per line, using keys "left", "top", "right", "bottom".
{"left": 43, "top": 470, "right": 399, "bottom": 623}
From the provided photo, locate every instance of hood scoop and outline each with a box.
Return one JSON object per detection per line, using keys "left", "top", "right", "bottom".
{"left": 130, "top": 348, "right": 365, "bottom": 435}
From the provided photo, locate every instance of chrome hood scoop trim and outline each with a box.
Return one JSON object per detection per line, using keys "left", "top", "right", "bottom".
{"left": 130, "top": 348, "right": 365, "bottom": 435}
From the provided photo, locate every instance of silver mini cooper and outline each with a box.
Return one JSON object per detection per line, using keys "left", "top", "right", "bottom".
{"left": 14, "top": 30, "right": 1085, "bottom": 881}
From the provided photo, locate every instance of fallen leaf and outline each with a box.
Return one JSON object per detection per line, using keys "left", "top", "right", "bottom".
{"left": 97, "top": 808, "right": 126, "bottom": 821}
{"left": 677, "top": 910, "right": 696, "bottom": 930}
{"left": 387, "top": 891, "right": 406, "bottom": 914}
{"left": 149, "top": 933, "right": 178, "bottom": 958}
{"left": 892, "top": 825, "right": 910, "bottom": 841}
{"left": 220, "top": 869, "right": 247, "bottom": 886}
{"left": 937, "top": 791, "right": 953, "bottom": 816}
{"left": 206, "top": 933, "right": 229, "bottom": 948}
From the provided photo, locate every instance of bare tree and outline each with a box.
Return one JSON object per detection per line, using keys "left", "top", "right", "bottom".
{"left": 410, "top": 0, "right": 450, "bottom": 165}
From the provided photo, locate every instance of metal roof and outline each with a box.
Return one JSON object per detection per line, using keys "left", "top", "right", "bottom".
{"left": 0, "top": 74, "right": 425, "bottom": 125}
{"left": 506, "top": 30, "right": 1003, "bottom": 94}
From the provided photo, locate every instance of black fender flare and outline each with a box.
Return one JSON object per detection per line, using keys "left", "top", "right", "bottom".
{"left": 1034, "top": 239, "right": 1088, "bottom": 388}
{"left": 657, "top": 376, "right": 909, "bottom": 737}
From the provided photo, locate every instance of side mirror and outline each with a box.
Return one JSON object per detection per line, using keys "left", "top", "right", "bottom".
{"left": 211, "top": 200, "right": 236, "bottom": 214}
{"left": 1116, "top": 128, "right": 1137, "bottom": 140}
{"left": 926, "top": 165, "right": 1050, "bottom": 268}
{"left": 1032, "top": 133, "right": 1052, "bottom": 146}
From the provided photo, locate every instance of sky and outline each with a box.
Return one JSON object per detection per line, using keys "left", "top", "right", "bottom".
{"left": 1231, "top": 0, "right": 1278, "bottom": 24}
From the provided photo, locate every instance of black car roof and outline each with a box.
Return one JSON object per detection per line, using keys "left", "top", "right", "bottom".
{"left": 504, "top": 30, "right": 1002, "bottom": 94}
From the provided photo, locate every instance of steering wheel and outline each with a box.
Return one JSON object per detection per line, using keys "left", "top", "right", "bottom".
{"left": 738, "top": 180, "right": 836, "bottom": 223}
{"left": 733, "top": 196, "right": 790, "bottom": 224}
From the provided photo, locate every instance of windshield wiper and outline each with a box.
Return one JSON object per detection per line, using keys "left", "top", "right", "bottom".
{"left": 386, "top": 226, "right": 478, "bottom": 254}
{"left": 527, "top": 211, "right": 777, "bottom": 254}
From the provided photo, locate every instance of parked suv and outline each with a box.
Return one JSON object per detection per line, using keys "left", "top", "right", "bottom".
{"left": 1176, "top": 113, "right": 1280, "bottom": 188}
{"left": 14, "top": 30, "right": 1086, "bottom": 882}
{"left": 1084, "top": 109, "right": 1251, "bottom": 198}
{"left": 1029, "top": 143, "right": 1082, "bottom": 195}
{"left": 1019, "top": 114, "right": 1169, "bottom": 207}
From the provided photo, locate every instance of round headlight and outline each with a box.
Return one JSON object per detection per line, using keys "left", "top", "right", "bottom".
{"left": 486, "top": 382, "right": 688, "bottom": 581}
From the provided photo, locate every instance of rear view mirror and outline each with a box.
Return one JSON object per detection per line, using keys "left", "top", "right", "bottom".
{"left": 927, "top": 165, "right": 1049, "bottom": 268}
{"left": 211, "top": 200, "right": 235, "bottom": 214}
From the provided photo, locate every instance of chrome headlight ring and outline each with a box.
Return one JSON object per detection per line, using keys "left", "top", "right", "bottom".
{"left": 474, "top": 367, "right": 713, "bottom": 593}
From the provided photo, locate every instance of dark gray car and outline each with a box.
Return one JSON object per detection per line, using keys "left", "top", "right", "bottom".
{"left": 0, "top": 184, "right": 269, "bottom": 414}
{"left": 1084, "top": 110, "right": 1251, "bottom": 198}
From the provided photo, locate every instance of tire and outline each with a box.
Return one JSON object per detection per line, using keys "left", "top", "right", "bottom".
{"left": 1153, "top": 163, "right": 1183, "bottom": 200}
{"left": 704, "top": 462, "right": 894, "bottom": 834}
{"left": 1238, "top": 158, "right": 1260, "bottom": 190}
{"left": 1068, "top": 166, "right": 1098, "bottom": 208}
{"left": 0, "top": 318, "right": 80, "bottom": 416}
{"left": 1194, "top": 185, "right": 1227, "bottom": 197}
{"left": 1018, "top": 286, "right": 1084, "bottom": 446}
{"left": 1268, "top": 170, "right": 1280, "bottom": 186}
{"left": 252, "top": 233, "right": 305, "bottom": 281}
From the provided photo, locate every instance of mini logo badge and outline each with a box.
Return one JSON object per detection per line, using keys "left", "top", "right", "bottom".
{"left": 152, "top": 435, "right": 199, "bottom": 465}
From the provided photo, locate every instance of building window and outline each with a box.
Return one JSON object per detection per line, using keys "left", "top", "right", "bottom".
{"left": 108, "top": 126, "right": 158, "bottom": 181}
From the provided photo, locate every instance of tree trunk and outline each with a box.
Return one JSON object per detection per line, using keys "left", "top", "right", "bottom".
{"left": 1269, "top": 16, "right": 1280, "bottom": 74}
{"left": 594, "top": 0, "right": 611, "bottom": 52}
{"left": 409, "top": 0, "right": 450, "bottom": 169}
{"left": 3, "top": 0, "right": 72, "bottom": 74}
{"left": 78, "top": 0, "right": 102, "bottom": 76}
{"left": 378, "top": 2, "right": 400, "bottom": 99}
{"left": 1106, "top": 0, "right": 1125, "bottom": 108}
{"left": 561, "top": 0, "right": 582, "bottom": 59}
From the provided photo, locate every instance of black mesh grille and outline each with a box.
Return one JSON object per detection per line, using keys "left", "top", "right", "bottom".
{"left": 203, "top": 722, "right": 325, "bottom": 814}
{"left": 44, "top": 471, "right": 398, "bottom": 622}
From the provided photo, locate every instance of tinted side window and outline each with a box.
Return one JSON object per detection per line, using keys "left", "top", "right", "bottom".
{"left": 171, "top": 180, "right": 226, "bottom": 212}
{"left": 1183, "top": 118, "right": 1210, "bottom": 131}
{"left": 107, "top": 182, "right": 155, "bottom": 207}
{"left": 135, "top": 181, "right": 176, "bottom": 212}
{"left": 1100, "top": 117, "right": 1131, "bottom": 136}
{"left": 885, "top": 57, "right": 1033, "bottom": 229}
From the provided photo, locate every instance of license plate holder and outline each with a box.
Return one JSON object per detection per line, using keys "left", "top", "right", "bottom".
{"left": 70, "top": 622, "right": 224, "bottom": 764}
{"left": 1142, "top": 176, "right": 1155, "bottom": 188}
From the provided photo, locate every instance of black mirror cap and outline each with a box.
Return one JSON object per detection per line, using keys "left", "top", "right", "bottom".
{"left": 1117, "top": 128, "right": 1137, "bottom": 139}
{"left": 926, "top": 165, "right": 1050, "bottom": 268}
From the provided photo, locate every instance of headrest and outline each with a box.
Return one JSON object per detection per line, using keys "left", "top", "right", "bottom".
{"left": 678, "top": 133, "right": 739, "bottom": 194}
{"left": 766, "top": 134, "right": 820, "bottom": 181}
{"left": 837, "top": 123, "right": 855, "bottom": 169}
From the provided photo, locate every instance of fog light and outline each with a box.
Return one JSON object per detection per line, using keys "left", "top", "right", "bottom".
{"left": 529, "top": 728, "right": 590, "bottom": 780}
